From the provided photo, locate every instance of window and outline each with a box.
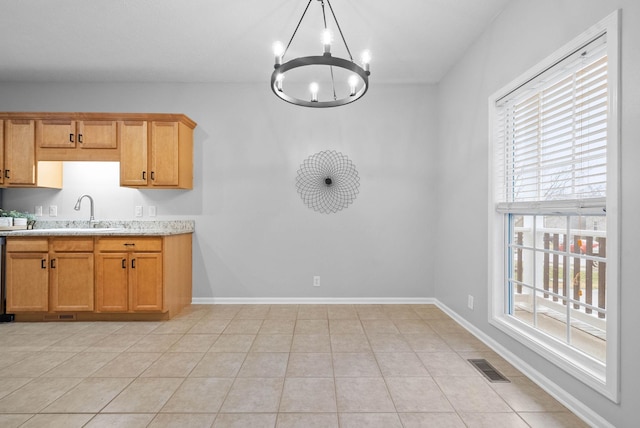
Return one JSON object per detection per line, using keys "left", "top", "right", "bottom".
{"left": 489, "top": 11, "right": 619, "bottom": 401}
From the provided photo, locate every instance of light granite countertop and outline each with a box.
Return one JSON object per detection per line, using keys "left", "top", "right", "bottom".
{"left": 1, "top": 220, "right": 195, "bottom": 237}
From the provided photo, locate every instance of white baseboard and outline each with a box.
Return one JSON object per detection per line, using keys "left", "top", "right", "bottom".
{"left": 435, "top": 301, "right": 613, "bottom": 428}
{"left": 191, "top": 297, "right": 436, "bottom": 305}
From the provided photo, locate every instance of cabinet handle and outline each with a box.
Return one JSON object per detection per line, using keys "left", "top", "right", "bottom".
{"left": 123, "top": 243, "right": 135, "bottom": 247}
{"left": 131, "top": 259, "right": 136, "bottom": 269}
{"left": 69, "top": 133, "right": 74, "bottom": 143}
{"left": 150, "top": 171, "right": 155, "bottom": 181}
{"left": 78, "top": 133, "right": 83, "bottom": 143}
{"left": 41, "top": 259, "right": 47, "bottom": 269}
{"left": 142, "top": 171, "right": 146, "bottom": 180}
{"left": 4, "top": 170, "right": 9, "bottom": 179}
{"left": 121, "top": 258, "right": 127, "bottom": 269}
{"left": 50, "top": 259, "right": 56, "bottom": 269}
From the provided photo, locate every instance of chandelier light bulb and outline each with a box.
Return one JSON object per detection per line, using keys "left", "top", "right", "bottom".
{"left": 310, "top": 82, "right": 319, "bottom": 102}
{"left": 273, "top": 41, "right": 285, "bottom": 67}
{"left": 348, "top": 75, "right": 359, "bottom": 96}
{"left": 361, "top": 50, "right": 371, "bottom": 73}
{"left": 322, "top": 29, "right": 332, "bottom": 54}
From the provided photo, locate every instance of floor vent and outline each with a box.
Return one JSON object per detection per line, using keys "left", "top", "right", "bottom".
{"left": 43, "top": 314, "right": 77, "bottom": 321}
{"left": 468, "top": 359, "right": 510, "bottom": 383}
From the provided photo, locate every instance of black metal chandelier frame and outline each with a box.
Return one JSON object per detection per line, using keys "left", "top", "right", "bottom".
{"left": 271, "top": 0, "right": 370, "bottom": 108}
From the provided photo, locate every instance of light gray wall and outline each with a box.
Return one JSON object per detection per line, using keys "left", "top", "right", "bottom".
{"left": 0, "top": 82, "right": 438, "bottom": 299}
{"left": 435, "top": 0, "right": 640, "bottom": 426}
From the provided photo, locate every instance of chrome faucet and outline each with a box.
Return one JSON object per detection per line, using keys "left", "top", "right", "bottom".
{"left": 74, "top": 194, "right": 96, "bottom": 224}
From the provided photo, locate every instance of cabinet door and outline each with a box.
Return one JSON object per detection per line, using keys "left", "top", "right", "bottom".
{"left": 120, "top": 121, "right": 148, "bottom": 186}
{"left": 0, "top": 119, "right": 4, "bottom": 185}
{"left": 6, "top": 252, "right": 49, "bottom": 312}
{"left": 37, "top": 119, "right": 76, "bottom": 148}
{"left": 77, "top": 120, "right": 117, "bottom": 149}
{"left": 50, "top": 252, "right": 95, "bottom": 311}
{"left": 95, "top": 253, "right": 129, "bottom": 312}
{"left": 130, "top": 252, "right": 163, "bottom": 311}
{"left": 150, "top": 121, "right": 179, "bottom": 186}
{"left": 4, "top": 120, "right": 36, "bottom": 185}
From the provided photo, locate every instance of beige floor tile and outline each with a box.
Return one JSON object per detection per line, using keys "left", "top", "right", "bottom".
{"left": 291, "top": 334, "right": 331, "bottom": 352}
{"left": 220, "top": 378, "right": 284, "bottom": 412}
{"left": 44, "top": 333, "right": 108, "bottom": 352}
{"left": 417, "top": 352, "right": 480, "bottom": 377}
{"left": 0, "top": 352, "right": 76, "bottom": 378}
{"left": 333, "top": 352, "right": 382, "bottom": 377}
{"left": 102, "top": 377, "right": 183, "bottom": 413}
{"left": 0, "top": 414, "right": 32, "bottom": 428}
{"left": 2, "top": 334, "right": 70, "bottom": 352}
{"left": 383, "top": 308, "right": 420, "bottom": 319}
{"left": 329, "top": 319, "right": 364, "bottom": 334}
{"left": 90, "top": 352, "right": 161, "bottom": 378}
{"left": 190, "top": 352, "right": 246, "bottom": 377}
{"left": 414, "top": 306, "right": 450, "bottom": 320}
{"left": 0, "top": 377, "right": 81, "bottom": 413}
{"left": 335, "top": 377, "right": 395, "bottom": 412}
{"left": 427, "top": 319, "right": 467, "bottom": 334}
{"left": 277, "top": 412, "right": 338, "bottom": 427}
{"left": 367, "top": 334, "right": 412, "bottom": 353}
{"left": 402, "top": 332, "right": 452, "bottom": 352}
{"left": 361, "top": 319, "right": 400, "bottom": 334}
{"left": 491, "top": 376, "right": 567, "bottom": 412}
{"left": 294, "top": 319, "right": 329, "bottom": 335}
{"left": 0, "top": 352, "right": 30, "bottom": 370}
{"left": 375, "top": 352, "right": 430, "bottom": 377}
{"left": 223, "top": 319, "right": 263, "bottom": 334}
{"left": 440, "top": 332, "right": 491, "bottom": 352}
{"left": 518, "top": 411, "right": 590, "bottom": 427}
{"left": 266, "top": 306, "right": 299, "bottom": 319}
{"left": 238, "top": 353, "right": 289, "bottom": 377}
{"left": 111, "top": 321, "right": 161, "bottom": 335}
{"left": 141, "top": 352, "right": 203, "bottom": 377}
{"left": 250, "top": 334, "right": 293, "bottom": 352}
{"left": 167, "top": 333, "right": 219, "bottom": 352}
{"left": 435, "top": 376, "right": 511, "bottom": 413}
{"left": 84, "top": 334, "right": 144, "bottom": 353}
{"left": 327, "top": 305, "right": 358, "bottom": 319}
{"left": 151, "top": 319, "right": 198, "bottom": 334}
{"left": 330, "top": 334, "right": 372, "bottom": 352}
{"left": 125, "top": 333, "right": 182, "bottom": 353}
{"left": 188, "top": 318, "right": 231, "bottom": 334}
{"left": 286, "top": 353, "right": 333, "bottom": 377}
{"left": 279, "top": 378, "right": 337, "bottom": 412}
{"left": 160, "top": 377, "right": 233, "bottom": 413}
{"left": 149, "top": 413, "right": 216, "bottom": 428}
{"left": 259, "top": 319, "right": 296, "bottom": 335}
{"left": 339, "top": 412, "right": 403, "bottom": 428}
{"left": 0, "top": 378, "right": 33, "bottom": 400}
{"left": 385, "top": 377, "right": 454, "bottom": 412}
{"left": 399, "top": 412, "right": 466, "bottom": 427}
{"left": 41, "top": 352, "right": 118, "bottom": 378}
{"left": 458, "top": 412, "right": 529, "bottom": 428}
{"left": 356, "top": 307, "right": 388, "bottom": 320}
{"left": 43, "top": 377, "right": 132, "bottom": 413}
{"left": 393, "top": 319, "right": 433, "bottom": 334}
{"left": 235, "top": 306, "right": 271, "bottom": 319}
{"left": 19, "top": 413, "right": 94, "bottom": 428}
{"left": 296, "top": 307, "right": 328, "bottom": 320}
{"left": 213, "top": 413, "right": 277, "bottom": 428}
{"left": 210, "top": 334, "right": 256, "bottom": 352}
{"left": 84, "top": 413, "right": 155, "bottom": 427}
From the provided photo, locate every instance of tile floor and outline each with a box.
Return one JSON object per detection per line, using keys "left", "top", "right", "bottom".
{"left": 0, "top": 304, "right": 589, "bottom": 427}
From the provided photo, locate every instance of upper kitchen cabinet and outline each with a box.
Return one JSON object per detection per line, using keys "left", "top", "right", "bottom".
{"left": 36, "top": 116, "right": 119, "bottom": 161}
{"left": 120, "top": 117, "right": 195, "bottom": 189}
{"left": 1, "top": 118, "right": 62, "bottom": 188}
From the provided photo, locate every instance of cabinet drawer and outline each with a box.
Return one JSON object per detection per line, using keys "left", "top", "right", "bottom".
{"left": 96, "top": 237, "right": 162, "bottom": 252}
{"left": 50, "top": 237, "right": 94, "bottom": 252}
{"left": 6, "top": 238, "right": 48, "bottom": 252}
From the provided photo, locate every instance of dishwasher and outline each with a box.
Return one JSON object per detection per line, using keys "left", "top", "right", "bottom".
{"left": 0, "top": 237, "right": 15, "bottom": 323}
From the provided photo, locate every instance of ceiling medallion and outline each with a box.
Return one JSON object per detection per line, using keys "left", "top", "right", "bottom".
{"left": 271, "top": 0, "right": 371, "bottom": 108}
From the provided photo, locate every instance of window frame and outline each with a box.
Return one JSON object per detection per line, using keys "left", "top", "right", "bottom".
{"left": 488, "top": 10, "right": 620, "bottom": 402}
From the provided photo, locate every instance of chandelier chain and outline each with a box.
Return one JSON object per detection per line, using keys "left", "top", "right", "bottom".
{"left": 320, "top": 0, "right": 338, "bottom": 101}
{"left": 326, "top": 0, "right": 354, "bottom": 61}
{"left": 284, "top": 0, "right": 313, "bottom": 56}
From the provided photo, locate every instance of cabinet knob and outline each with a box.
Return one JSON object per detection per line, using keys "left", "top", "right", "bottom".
{"left": 142, "top": 171, "right": 146, "bottom": 180}
{"left": 121, "top": 259, "right": 126, "bottom": 269}
{"left": 69, "top": 133, "right": 74, "bottom": 143}
{"left": 150, "top": 171, "right": 155, "bottom": 181}
{"left": 78, "top": 133, "right": 83, "bottom": 143}
{"left": 50, "top": 259, "right": 56, "bottom": 269}
{"left": 4, "top": 170, "right": 10, "bottom": 179}
{"left": 41, "top": 259, "right": 47, "bottom": 269}
{"left": 131, "top": 259, "right": 136, "bottom": 269}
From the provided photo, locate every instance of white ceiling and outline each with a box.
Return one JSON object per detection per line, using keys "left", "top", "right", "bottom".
{"left": 0, "top": 0, "right": 510, "bottom": 84}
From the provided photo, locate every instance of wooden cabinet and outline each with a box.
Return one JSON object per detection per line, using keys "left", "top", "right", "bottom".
{"left": 120, "top": 120, "right": 193, "bottom": 189}
{"left": 5, "top": 238, "right": 49, "bottom": 312}
{"left": 0, "top": 119, "right": 62, "bottom": 188}
{"left": 95, "top": 237, "right": 163, "bottom": 312}
{"left": 36, "top": 118, "right": 119, "bottom": 161}
{"left": 49, "top": 238, "right": 94, "bottom": 312}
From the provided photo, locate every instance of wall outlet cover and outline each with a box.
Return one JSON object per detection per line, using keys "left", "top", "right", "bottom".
{"left": 49, "top": 205, "right": 57, "bottom": 217}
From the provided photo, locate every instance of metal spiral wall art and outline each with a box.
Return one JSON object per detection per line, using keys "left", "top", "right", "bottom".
{"left": 295, "top": 150, "right": 360, "bottom": 214}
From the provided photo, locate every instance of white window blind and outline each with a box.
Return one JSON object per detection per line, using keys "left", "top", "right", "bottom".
{"left": 495, "top": 36, "right": 608, "bottom": 212}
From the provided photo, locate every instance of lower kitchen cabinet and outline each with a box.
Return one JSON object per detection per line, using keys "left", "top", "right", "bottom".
{"left": 6, "top": 250, "right": 49, "bottom": 312}
{"left": 49, "top": 238, "right": 95, "bottom": 312}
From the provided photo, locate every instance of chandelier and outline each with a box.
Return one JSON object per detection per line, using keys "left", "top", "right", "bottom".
{"left": 271, "top": 0, "right": 371, "bottom": 108}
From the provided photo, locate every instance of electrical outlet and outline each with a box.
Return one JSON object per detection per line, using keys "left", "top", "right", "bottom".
{"left": 313, "top": 276, "right": 321, "bottom": 287}
{"left": 35, "top": 206, "right": 43, "bottom": 217}
{"left": 468, "top": 294, "right": 474, "bottom": 310}
{"left": 135, "top": 206, "right": 143, "bottom": 217}
{"left": 49, "top": 205, "right": 57, "bottom": 217}
{"left": 148, "top": 206, "right": 157, "bottom": 217}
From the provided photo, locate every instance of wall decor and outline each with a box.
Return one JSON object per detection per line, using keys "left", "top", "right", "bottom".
{"left": 295, "top": 150, "right": 360, "bottom": 214}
